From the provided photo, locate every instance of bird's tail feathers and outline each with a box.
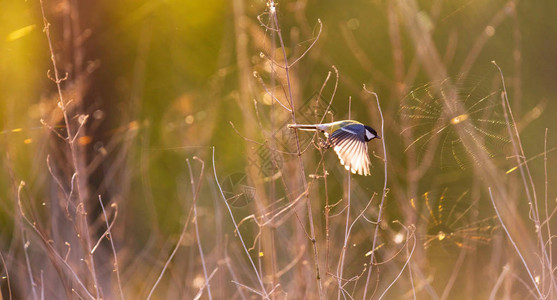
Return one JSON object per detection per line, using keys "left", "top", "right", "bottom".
{"left": 287, "top": 124, "right": 320, "bottom": 131}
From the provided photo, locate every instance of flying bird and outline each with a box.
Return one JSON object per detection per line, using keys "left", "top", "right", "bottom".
{"left": 288, "top": 120, "right": 380, "bottom": 176}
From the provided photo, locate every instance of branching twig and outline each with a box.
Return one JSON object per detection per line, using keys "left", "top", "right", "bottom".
{"left": 19, "top": 183, "right": 38, "bottom": 300}
{"left": 97, "top": 197, "right": 124, "bottom": 300}
{"left": 267, "top": 1, "right": 324, "bottom": 297}
{"left": 187, "top": 157, "right": 213, "bottom": 300}
{"left": 362, "top": 88, "right": 388, "bottom": 299}
{"left": 17, "top": 182, "right": 95, "bottom": 299}
{"left": 488, "top": 187, "right": 544, "bottom": 299}
{"left": 494, "top": 61, "right": 557, "bottom": 293}
{"left": 194, "top": 268, "right": 219, "bottom": 300}
{"left": 38, "top": 0, "right": 100, "bottom": 295}
{"left": 212, "top": 147, "right": 269, "bottom": 299}
{"left": 378, "top": 225, "right": 416, "bottom": 300}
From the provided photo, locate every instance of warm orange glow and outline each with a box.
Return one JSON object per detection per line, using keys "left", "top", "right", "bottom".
{"left": 78, "top": 136, "right": 92, "bottom": 145}
{"left": 450, "top": 114, "right": 469, "bottom": 125}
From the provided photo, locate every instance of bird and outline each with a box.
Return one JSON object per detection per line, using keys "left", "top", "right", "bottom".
{"left": 287, "top": 120, "right": 380, "bottom": 176}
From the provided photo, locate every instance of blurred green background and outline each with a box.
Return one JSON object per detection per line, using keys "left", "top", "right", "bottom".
{"left": 1, "top": 0, "right": 557, "bottom": 298}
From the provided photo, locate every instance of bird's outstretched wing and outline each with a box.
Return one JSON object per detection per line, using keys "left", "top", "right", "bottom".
{"left": 329, "top": 124, "right": 371, "bottom": 176}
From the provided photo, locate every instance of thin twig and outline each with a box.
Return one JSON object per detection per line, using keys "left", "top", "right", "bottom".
{"left": 489, "top": 264, "right": 510, "bottom": 300}
{"left": 440, "top": 248, "right": 467, "bottom": 300}
{"left": 223, "top": 235, "right": 248, "bottom": 300}
{"left": 488, "top": 187, "right": 544, "bottom": 299}
{"left": 40, "top": 270, "right": 44, "bottom": 300}
{"left": 494, "top": 61, "right": 557, "bottom": 293}
{"left": 212, "top": 147, "right": 270, "bottom": 299}
{"left": 97, "top": 197, "right": 124, "bottom": 300}
{"left": 406, "top": 235, "right": 416, "bottom": 300}
{"left": 458, "top": 1, "right": 515, "bottom": 80}
{"left": 38, "top": 0, "right": 100, "bottom": 295}
{"left": 231, "top": 281, "right": 265, "bottom": 297}
{"left": 336, "top": 94, "right": 353, "bottom": 299}
{"left": 268, "top": 1, "right": 323, "bottom": 297}
{"left": 91, "top": 202, "right": 118, "bottom": 254}
{"left": 187, "top": 157, "right": 213, "bottom": 300}
{"left": 194, "top": 268, "right": 219, "bottom": 300}
{"left": 45, "top": 155, "right": 69, "bottom": 200}
{"left": 544, "top": 128, "right": 554, "bottom": 298}
{"left": 40, "top": 118, "right": 67, "bottom": 141}
{"left": 336, "top": 167, "right": 351, "bottom": 300}
{"left": 362, "top": 88, "right": 388, "bottom": 299}
{"left": 378, "top": 225, "right": 416, "bottom": 300}
{"left": 18, "top": 182, "right": 38, "bottom": 300}
{"left": 17, "top": 182, "right": 95, "bottom": 299}
{"left": 288, "top": 19, "right": 323, "bottom": 68}
{"left": 0, "top": 251, "right": 13, "bottom": 300}
{"left": 146, "top": 210, "right": 191, "bottom": 299}
{"left": 254, "top": 74, "right": 293, "bottom": 112}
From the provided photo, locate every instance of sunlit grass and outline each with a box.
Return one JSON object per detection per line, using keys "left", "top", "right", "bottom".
{"left": 2, "top": 0, "right": 556, "bottom": 299}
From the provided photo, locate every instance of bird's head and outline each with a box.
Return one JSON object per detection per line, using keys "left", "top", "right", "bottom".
{"left": 364, "top": 125, "right": 380, "bottom": 141}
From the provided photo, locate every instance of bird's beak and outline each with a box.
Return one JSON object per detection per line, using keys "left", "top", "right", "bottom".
{"left": 376, "top": 135, "right": 381, "bottom": 139}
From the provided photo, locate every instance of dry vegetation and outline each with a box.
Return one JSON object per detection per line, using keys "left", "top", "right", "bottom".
{"left": 1, "top": 0, "right": 556, "bottom": 299}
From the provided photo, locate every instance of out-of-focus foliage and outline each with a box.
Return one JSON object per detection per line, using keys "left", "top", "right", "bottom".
{"left": 1, "top": 0, "right": 557, "bottom": 298}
